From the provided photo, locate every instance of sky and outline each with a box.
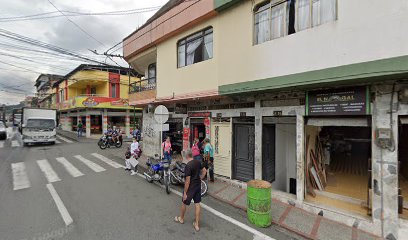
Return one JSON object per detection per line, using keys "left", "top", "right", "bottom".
{"left": 0, "top": 0, "right": 168, "bottom": 105}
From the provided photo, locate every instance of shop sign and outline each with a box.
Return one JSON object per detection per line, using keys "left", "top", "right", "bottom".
{"left": 175, "top": 104, "right": 187, "bottom": 114}
{"left": 273, "top": 111, "right": 282, "bottom": 116}
{"left": 188, "top": 112, "right": 211, "bottom": 118}
{"left": 240, "top": 112, "right": 246, "bottom": 117}
{"left": 183, "top": 128, "right": 190, "bottom": 150}
{"left": 306, "top": 86, "right": 370, "bottom": 116}
{"left": 79, "top": 97, "right": 130, "bottom": 109}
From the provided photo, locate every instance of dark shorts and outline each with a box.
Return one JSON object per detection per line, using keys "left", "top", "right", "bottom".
{"left": 182, "top": 186, "right": 201, "bottom": 205}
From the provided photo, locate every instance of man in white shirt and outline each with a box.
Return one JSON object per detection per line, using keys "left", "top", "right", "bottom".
{"left": 125, "top": 138, "right": 139, "bottom": 175}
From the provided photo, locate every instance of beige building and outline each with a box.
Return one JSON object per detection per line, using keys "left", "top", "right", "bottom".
{"left": 123, "top": 0, "right": 408, "bottom": 238}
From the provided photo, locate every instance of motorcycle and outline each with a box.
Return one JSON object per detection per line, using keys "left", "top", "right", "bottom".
{"left": 144, "top": 155, "right": 171, "bottom": 194}
{"left": 97, "top": 132, "right": 122, "bottom": 149}
{"left": 170, "top": 161, "right": 208, "bottom": 197}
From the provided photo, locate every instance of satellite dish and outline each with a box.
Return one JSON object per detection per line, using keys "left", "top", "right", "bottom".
{"left": 154, "top": 105, "right": 169, "bottom": 124}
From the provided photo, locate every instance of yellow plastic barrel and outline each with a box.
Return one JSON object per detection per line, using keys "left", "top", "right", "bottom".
{"left": 247, "top": 180, "right": 272, "bottom": 228}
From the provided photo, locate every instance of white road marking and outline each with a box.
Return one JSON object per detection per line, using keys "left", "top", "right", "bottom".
{"left": 55, "top": 140, "right": 61, "bottom": 144}
{"left": 11, "top": 162, "right": 31, "bottom": 190}
{"left": 0, "top": 141, "right": 4, "bottom": 148}
{"left": 46, "top": 183, "right": 73, "bottom": 226}
{"left": 56, "top": 157, "right": 84, "bottom": 178}
{"left": 37, "top": 159, "right": 61, "bottom": 183}
{"left": 73, "top": 155, "right": 106, "bottom": 172}
{"left": 91, "top": 153, "right": 124, "bottom": 169}
{"left": 11, "top": 140, "right": 20, "bottom": 147}
{"left": 135, "top": 172, "right": 275, "bottom": 240}
{"left": 57, "top": 136, "right": 73, "bottom": 143}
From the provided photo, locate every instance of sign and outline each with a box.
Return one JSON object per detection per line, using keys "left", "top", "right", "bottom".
{"left": 306, "top": 87, "right": 370, "bottom": 116}
{"left": 216, "top": 113, "right": 222, "bottom": 118}
{"left": 154, "top": 105, "right": 169, "bottom": 124}
{"left": 204, "top": 118, "right": 210, "bottom": 126}
{"left": 240, "top": 112, "right": 246, "bottom": 117}
{"left": 273, "top": 111, "right": 283, "bottom": 116}
{"left": 175, "top": 104, "right": 187, "bottom": 114}
{"left": 154, "top": 124, "right": 169, "bottom": 132}
{"left": 188, "top": 112, "right": 211, "bottom": 118}
{"left": 183, "top": 128, "right": 190, "bottom": 151}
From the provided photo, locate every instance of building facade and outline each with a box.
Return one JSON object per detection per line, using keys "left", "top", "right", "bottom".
{"left": 35, "top": 74, "right": 63, "bottom": 109}
{"left": 52, "top": 64, "right": 142, "bottom": 137}
{"left": 123, "top": 0, "right": 408, "bottom": 238}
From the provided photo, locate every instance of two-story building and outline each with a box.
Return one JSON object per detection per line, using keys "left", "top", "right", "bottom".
{"left": 123, "top": 0, "right": 408, "bottom": 238}
{"left": 35, "top": 74, "right": 63, "bottom": 109}
{"left": 52, "top": 64, "right": 142, "bottom": 137}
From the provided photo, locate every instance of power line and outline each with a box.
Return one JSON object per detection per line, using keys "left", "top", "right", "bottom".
{"left": 47, "top": 0, "right": 106, "bottom": 47}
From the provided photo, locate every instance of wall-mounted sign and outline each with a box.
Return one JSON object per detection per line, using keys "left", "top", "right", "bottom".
{"left": 175, "top": 104, "right": 187, "bottom": 114}
{"left": 188, "top": 112, "right": 211, "bottom": 118}
{"left": 273, "top": 111, "right": 283, "bottom": 116}
{"left": 240, "top": 112, "right": 246, "bottom": 117}
{"left": 216, "top": 113, "right": 222, "bottom": 118}
{"left": 306, "top": 86, "right": 370, "bottom": 116}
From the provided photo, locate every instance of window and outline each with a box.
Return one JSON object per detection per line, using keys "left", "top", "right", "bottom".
{"left": 148, "top": 63, "right": 156, "bottom": 84}
{"left": 90, "top": 87, "right": 96, "bottom": 95}
{"left": 177, "top": 27, "right": 213, "bottom": 68}
{"left": 111, "top": 84, "right": 117, "bottom": 98}
{"left": 254, "top": 0, "right": 337, "bottom": 45}
{"left": 59, "top": 89, "right": 64, "bottom": 103}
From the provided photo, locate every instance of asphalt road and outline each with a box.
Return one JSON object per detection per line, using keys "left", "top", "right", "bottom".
{"left": 0, "top": 127, "right": 303, "bottom": 240}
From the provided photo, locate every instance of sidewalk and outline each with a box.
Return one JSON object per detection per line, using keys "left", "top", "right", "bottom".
{"left": 207, "top": 179, "right": 381, "bottom": 240}
{"left": 56, "top": 129, "right": 133, "bottom": 143}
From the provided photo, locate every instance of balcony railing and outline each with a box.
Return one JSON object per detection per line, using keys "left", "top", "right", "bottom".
{"left": 129, "top": 78, "right": 156, "bottom": 93}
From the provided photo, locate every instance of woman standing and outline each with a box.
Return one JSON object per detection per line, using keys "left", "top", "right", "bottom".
{"left": 162, "top": 136, "right": 172, "bottom": 162}
{"left": 203, "top": 138, "right": 214, "bottom": 182}
{"left": 192, "top": 138, "right": 202, "bottom": 160}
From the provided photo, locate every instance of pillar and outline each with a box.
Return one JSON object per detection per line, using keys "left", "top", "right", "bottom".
{"left": 296, "top": 114, "right": 305, "bottom": 202}
{"left": 254, "top": 100, "right": 262, "bottom": 180}
{"left": 86, "top": 110, "right": 91, "bottom": 137}
{"left": 102, "top": 109, "right": 108, "bottom": 133}
{"left": 125, "top": 109, "right": 131, "bottom": 138}
{"left": 371, "top": 85, "right": 399, "bottom": 239}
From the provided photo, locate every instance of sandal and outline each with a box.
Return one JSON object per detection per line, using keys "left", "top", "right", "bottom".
{"left": 174, "top": 216, "right": 184, "bottom": 224}
{"left": 193, "top": 221, "right": 200, "bottom": 232}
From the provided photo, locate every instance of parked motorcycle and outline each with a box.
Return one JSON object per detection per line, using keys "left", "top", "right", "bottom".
{"left": 170, "top": 161, "right": 208, "bottom": 196}
{"left": 144, "top": 155, "right": 171, "bottom": 194}
{"left": 97, "top": 132, "right": 122, "bottom": 149}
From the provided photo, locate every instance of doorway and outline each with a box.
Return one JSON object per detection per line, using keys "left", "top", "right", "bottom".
{"left": 398, "top": 118, "right": 408, "bottom": 219}
{"left": 190, "top": 119, "right": 206, "bottom": 146}
{"left": 233, "top": 123, "right": 255, "bottom": 182}
{"left": 262, "top": 125, "right": 275, "bottom": 183}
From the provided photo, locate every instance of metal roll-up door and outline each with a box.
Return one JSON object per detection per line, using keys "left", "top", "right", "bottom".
{"left": 233, "top": 124, "right": 255, "bottom": 182}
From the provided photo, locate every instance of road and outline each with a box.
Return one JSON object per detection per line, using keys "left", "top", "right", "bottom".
{"left": 0, "top": 127, "right": 303, "bottom": 240}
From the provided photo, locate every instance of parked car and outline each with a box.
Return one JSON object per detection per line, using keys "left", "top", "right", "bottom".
{"left": 0, "top": 121, "right": 7, "bottom": 140}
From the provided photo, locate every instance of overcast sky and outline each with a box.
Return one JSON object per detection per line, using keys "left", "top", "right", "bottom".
{"left": 0, "top": 0, "right": 168, "bottom": 105}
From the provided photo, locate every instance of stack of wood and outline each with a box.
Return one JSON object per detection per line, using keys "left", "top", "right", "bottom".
{"left": 306, "top": 135, "right": 327, "bottom": 197}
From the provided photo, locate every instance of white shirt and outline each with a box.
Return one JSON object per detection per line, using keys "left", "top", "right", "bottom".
{"left": 130, "top": 142, "right": 139, "bottom": 154}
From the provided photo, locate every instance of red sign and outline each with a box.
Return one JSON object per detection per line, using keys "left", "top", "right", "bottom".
{"left": 204, "top": 118, "right": 210, "bottom": 126}
{"left": 183, "top": 128, "right": 190, "bottom": 151}
{"left": 188, "top": 112, "right": 211, "bottom": 118}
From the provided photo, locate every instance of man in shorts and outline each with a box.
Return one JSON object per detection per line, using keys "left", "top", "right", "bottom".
{"left": 174, "top": 149, "right": 206, "bottom": 232}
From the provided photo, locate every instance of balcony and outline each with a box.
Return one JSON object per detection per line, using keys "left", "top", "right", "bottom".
{"left": 129, "top": 78, "right": 157, "bottom": 106}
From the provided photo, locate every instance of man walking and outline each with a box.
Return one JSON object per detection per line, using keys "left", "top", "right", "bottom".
{"left": 77, "top": 120, "right": 83, "bottom": 137}
{"left": 174, "top": 149, "right": 206, "bottom": 232}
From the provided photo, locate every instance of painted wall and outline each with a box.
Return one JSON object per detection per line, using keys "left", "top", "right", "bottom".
{"left": 156, "top": 17, "right": 219, "bottom": 99}
{"left": 215, "top": 0, "right": 408, "bottom": 87}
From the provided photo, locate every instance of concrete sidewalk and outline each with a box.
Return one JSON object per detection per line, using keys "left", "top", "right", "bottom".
{"left": 207, "top": 179, "right": 381, "bottom": 240}
{"left": 56, "top": 129, "right": 133, "bottom": 143}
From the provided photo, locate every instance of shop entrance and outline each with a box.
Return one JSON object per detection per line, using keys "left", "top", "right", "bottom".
{"left": 398, "top": 117, "right": 408, "bottom": 219}
{"left": 164, "top": 118, "right": 183, "bottom": 154}
{"left": 305, "top": 118, "right": 371, "bottom": 216}
{"left": 90, "top": 115, "right": 102, "bottom": 134}
{"left": 190, "top": 119, "right": 206, "bottom": 146}
{"left": 233, "top": 119, "right": 255, "bottom": 182}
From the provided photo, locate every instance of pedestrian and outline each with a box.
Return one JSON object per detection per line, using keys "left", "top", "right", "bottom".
{"left": 77, "top": 120, "right": 83, "bottom": 137}
{"left": 162, "top": 136, "right": 172, "bottom": 162}
{"left": 192, "top": 138, "right": 202, "bottom": 160}
{"left": 132, "top": 126, "right": 141, "bottom": 141}
{"left": 203, "top": 138, "right": 214, "bottom": 182}
{"left": 125, "top": 137, "right": 139, "bottom": 175}
{"left": 174, "top": 149, "right": 207, "bottom": 232}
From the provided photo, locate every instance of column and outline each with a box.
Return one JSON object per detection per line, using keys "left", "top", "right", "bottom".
{"left": 296, "top": 114, "right": 305, "bottom": 202}
{"left": 86, "top": 110, "right": 91, "bottom": 138}
{"left": 371, "top": 85, "right": 399, "bottom": 239}
{"left": 125, "top": 110, "right": 131, "bottom": 138}
{"left": 254, "top": 100, "right": 262, "bottom": 180}
{"left": 102, "top": 109, "right": 108, "bottom": 133}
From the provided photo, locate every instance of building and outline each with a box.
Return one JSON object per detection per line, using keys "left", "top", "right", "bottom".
{"left": 123, "top": 0, "right": 408, "bottom": 238}
{"left": 52, "top": 64, "right": 142, "bottom": 137}
{"left": 35, "top": 74, "right": 63, "bottom": 109}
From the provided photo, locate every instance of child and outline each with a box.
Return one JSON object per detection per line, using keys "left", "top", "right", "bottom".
{"left": 125, "top": 138, "right": 139, "bottom": 175}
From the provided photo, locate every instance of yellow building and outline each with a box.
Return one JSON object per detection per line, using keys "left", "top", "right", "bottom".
{"left": 52, "top": 64, "right": 142, "bottom": 137}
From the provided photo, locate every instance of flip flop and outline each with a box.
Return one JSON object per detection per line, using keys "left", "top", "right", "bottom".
{"left": 174, "top": 216, "right": 184, "bottom": 224}
{"left": 193, "top": 221, "right": 200, "bottom": 232}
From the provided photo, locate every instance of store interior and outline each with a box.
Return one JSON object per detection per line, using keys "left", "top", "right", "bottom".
{"left": 305, "top": 124, "right": 371, "bottom": 216}
{"left": 398, "top": 122, "right": 408, "bottom": 219}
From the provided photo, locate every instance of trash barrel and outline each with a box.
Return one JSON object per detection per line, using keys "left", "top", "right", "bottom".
{"left": 247, "top": 180, "right": 272, "bottom": 228}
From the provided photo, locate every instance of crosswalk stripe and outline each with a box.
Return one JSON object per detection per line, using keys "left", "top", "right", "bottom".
{"left": 91, "top": 153, "right": 123, "bottom": 169}
{"left": 55, "top": 140, "right": 61, "bottom": 144}
{"left": 11, "top": 140, "right": 20, "bottom": 147}
{"left": 56, "top": 157, "right": 84, "bottom": 178}
{"left": 11, "top": 162, "right": 31, "bottom": 190}
{"left": 37, "top": 160, "right": 61, "bottom": 183}
{"left": 73, "top": 155, "right": 106, "bottom": 172}
{"left": 57, "top": 136, "right": 73, "bottom": 143}
{"left": 0, "top": 142, "right": 4, "bottom": 148}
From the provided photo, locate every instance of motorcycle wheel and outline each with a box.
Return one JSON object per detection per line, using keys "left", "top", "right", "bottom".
{"left": 115, "top": 141, "right": 122, "bottom": 148}
{"left": 145, "top": 169, "right": 154, "bottom": 183}
{"left": 98, "top": 140, "right": 107, "bottom": 150}
{"left": 165, "top": 173, "right": 170, "bottom": 194}
{"left": 201, "top": 180, "right": 208, "bottom": 197}
{"left": 170, "top": 173, "right": 179, "bottom": 185}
